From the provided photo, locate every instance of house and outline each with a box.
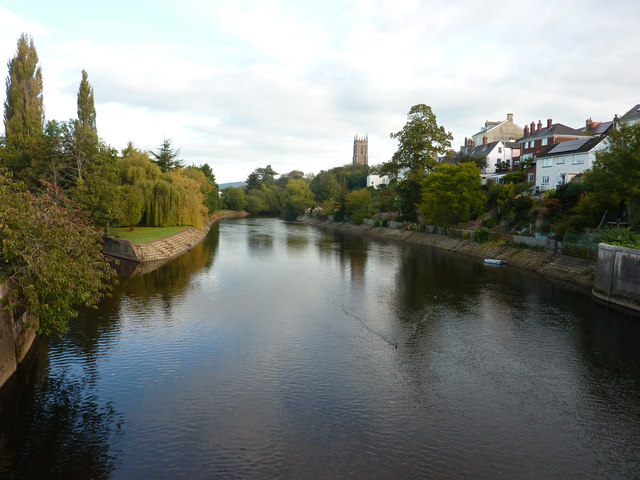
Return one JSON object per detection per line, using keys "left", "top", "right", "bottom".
{"left": 366, "top": 173, "right": 392, "bottom": 188}
{"left": 620, "top": 104, "right": 640, "bottom": 126}
{"left": 471, "top": 113, "right": 523, "bottom": 146}
{"left": 534, "top": 136, "right": 608, "bottom": 193}
{"left": 463, "top": 139, "right": 521, "bottom": 183}
{"left": 517, "top": 119, "right": 592, "bottom": 182}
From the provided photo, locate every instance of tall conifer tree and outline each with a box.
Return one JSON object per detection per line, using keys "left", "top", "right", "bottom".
{"left": 77, "top": 69, "right": 97, "bottom": 134}
{"left": 3, "top": 34, "right": 44, "bottom": 177}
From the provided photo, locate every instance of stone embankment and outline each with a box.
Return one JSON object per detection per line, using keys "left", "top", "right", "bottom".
{"left": 103, "top": 210, "right": 248, "bottom": 263}
{"left": 0, "top": 281, "right": 38, "bottom": 392}
{"left": 301, "top": 217, "right": 595, "bottom": 288}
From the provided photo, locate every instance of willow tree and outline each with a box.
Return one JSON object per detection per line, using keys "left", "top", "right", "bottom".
{"left": 2, "top": 34, "right": 44, "bottom": 180}
{"left": 118, "top": 151, "right": 206, "bottom": 228}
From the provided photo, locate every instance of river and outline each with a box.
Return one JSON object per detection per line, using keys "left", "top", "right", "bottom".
{"left": 1, "top": 217, "right": 640, "bottom": 479}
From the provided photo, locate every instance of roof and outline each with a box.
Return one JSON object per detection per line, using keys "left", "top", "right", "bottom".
{"left": 517, "top": 123, "right": 590, "bottom": 142}
{"left": 469, "top": 140, "right": 501, "bottom": 157}
{"left": 504, "top": 141, "right": 520, "bottom": 149}
{"left": 578, "top": 120, "right": 614, "bottom": 135}
{"left": 472, "top": 120, "right": 506, "bottom": 138}
{"left": 620, "top": 104, "right": 640, "bottom": 123}
{"left": 536, "top": 136, "right": 607, "bottom": 158}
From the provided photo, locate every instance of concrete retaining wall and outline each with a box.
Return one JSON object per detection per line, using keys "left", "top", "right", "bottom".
{"left": 0, "top": 282, "right": 38, "bottom": 390}
{"left": 593, "top": 243, "right": 640, "bottom": 312}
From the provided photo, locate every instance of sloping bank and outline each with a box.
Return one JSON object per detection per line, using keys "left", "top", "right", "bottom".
{"left": 103, "top": 210, "right": 249, "bottom": 264}
{"left": 301, "top": 216, "right": 595, "bottom": 288}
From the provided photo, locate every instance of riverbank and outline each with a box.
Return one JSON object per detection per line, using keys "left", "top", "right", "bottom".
{"left": 103, "top": 210, "right": 249, "bottom": 263}
{"left": 300, "top": 216, "right": 595, "bottom": 288}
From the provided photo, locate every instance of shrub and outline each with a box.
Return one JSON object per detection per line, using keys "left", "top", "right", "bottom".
{"left": 472, "top": 227, "right": 491, "bottom": 243}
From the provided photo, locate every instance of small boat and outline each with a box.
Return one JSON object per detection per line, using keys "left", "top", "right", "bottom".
{"left": 483, "top": 258, "right": 507, "bottom": 265}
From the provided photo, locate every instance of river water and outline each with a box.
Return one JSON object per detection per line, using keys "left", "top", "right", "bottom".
{"left": 1, "top": 218, "right": 640, "bottom": 479}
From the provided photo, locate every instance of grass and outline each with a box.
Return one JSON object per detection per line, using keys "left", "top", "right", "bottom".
{"left": 109, "top": 225, "right": 191, "bottom": 243}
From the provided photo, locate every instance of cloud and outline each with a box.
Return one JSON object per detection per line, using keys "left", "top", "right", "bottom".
{"left": 1, "top": 1, "right": 639, "bottom": 182}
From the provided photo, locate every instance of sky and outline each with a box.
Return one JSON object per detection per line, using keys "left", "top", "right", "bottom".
{"left": 1, "top": 0, "right": 639, "bottom": 184}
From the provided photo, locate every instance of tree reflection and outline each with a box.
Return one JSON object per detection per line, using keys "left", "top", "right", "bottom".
{"left": 0, "top": 372, "right": 123, "bottom": 480}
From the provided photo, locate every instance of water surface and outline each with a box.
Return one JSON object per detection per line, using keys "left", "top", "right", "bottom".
{"left": 1, "top": 218, "right": 639, "bottom": 479}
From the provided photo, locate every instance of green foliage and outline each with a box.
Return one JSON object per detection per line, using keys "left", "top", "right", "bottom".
{"left": 0, "top": 172, "right": 115, "bottom": 336}
{"left": 222, "top": 186, "right": 247, "bottom": 211}
{"left": 420, "top": 163, "right": 486, "bottom": 226}
{"left": 501, "top": 171, "right": 526, "bottom": 184}
{"left": 110, "top": 225, "right": 190, "bottom": 243}
{"left": 588, "top": 124, "right": 640, "bottom": 228}
{"left": 458, "top": 153, "right": 487, "bottom": 170}
{"left": 345, "top": 188, "right": 372, "bottom": 218}
{"left": 245, "top": 165, "right": 277, "bottom": 190}
{"left": 382, "top": 104, "right": 453, "bottom": 177}
{"left": 381, "top": 104, "right": 452, "bottom": 220}
{"left": 150, "top": 137, "right": 183, "bottom": 172}
{"left": 472, "top": 227, "right": 491, "bottom": 243}
{"left": 2, "top": 34, "right": 44, "bottom": 181}
{"left": 282, "top": 178, "right": 314, "bottom": 220}
{"left": 595, "top": 227, "right": 640, "bottom": 249}
{"left": 77, "top": 69, "right": 97, "bottom": 134}
{"left": 118, "top": 152, "right": 206, "bottom": 227}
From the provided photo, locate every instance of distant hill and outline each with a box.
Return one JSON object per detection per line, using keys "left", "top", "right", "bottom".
{"left": 219, "top": 181, "right": 245, "bottom": 189}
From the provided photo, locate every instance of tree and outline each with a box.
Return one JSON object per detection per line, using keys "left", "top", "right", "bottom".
{"left": 222, "top": 186, "right": 246, "bottom": 211}
{"left": 150, "top": 137, "right": 183, "bottom": 172}
{"left": 382, "top": 104, "right": 453, "bottom": 176}
{"left": 282, "top": 179, "right": 314, "bottom": 220}
{"left": 419, "top": 163, "right": 486, "bottom": 226}
{"left": 245, "top": 165, "right": 277, "bottom": 191}
{"left": 2, "top": 34, "right": 44, "bottom": 180}
{"left": 344, "top": 188, "right": 372, "bottom": 224}
{"left": 381, "top": 104, "right": 453, "bottom": 219}
{"left": 0, "top": 172, "right": 115, "bottom": 336}
{"left": 587, "top": 123, "right": 640, "bottom": 227}
{"left": 77, "top": 69, "right": 97, "bottom": 134}
{"left": 457, "top": 153, "right": 487, "bottom": 170}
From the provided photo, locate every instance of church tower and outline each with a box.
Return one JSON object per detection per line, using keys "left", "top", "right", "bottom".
{"left": 352, "top": 135, "right": 368, "bottom": 166}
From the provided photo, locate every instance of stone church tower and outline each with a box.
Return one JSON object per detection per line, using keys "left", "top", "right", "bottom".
{"left": 352, "top": 135, "right": 368, "bottom": 166}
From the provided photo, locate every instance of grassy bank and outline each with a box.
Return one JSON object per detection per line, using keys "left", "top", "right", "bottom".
{"left": 110, "top": 226, "right": 190, "bottom": 243}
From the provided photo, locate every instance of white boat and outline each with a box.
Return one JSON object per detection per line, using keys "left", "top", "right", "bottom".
{"left": 483, "top": 258, "right": 507, "bottom": 265}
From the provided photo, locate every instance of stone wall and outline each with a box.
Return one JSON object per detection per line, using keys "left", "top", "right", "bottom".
{"left": 301, "top": 217, "right": 595, "bottom": 288}
{"left": 0, "top": 281, "right": 38, "bottom": 390}
{"left": 593, "top": 243, "right": 640, "bottom": 312}
{"left": 103, "top": 211, "right": 248, "bottom": 263}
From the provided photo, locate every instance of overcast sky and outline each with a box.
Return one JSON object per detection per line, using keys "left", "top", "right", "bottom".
{"left": 1, "top": 0, "right": 639, "bottom": 183}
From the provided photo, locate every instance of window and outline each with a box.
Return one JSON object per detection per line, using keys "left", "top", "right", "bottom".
{"left": 556, "top": 156, "right": 564, "bottom": 164}
{"left": 530, "top": 140, "right": 536, "bottom": 148}
{"left": 525, "top": 141, "right": 529, "bottom": 149}
{"left": 542, "top": 176, "right": 549, "bottom": 185}
{"left": 572, "top": 156, "right": 584, "bottom": 164}
{"left": 542, "top": 158, "right": 552, "bottom": 167}
{"left": 528, "top": 173, "right": 535, "bottom": 182}
{"left": 498, "top": 147, "right": 503, "bottom": 153}
{"left": 542, "top": 138, "right": 548, "bottom": 146}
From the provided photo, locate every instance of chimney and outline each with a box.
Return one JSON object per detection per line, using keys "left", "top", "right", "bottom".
{"left": 524, "top": 125, "right": 529, "bottom": 136}
{"left": 585, "top": 118, "right": 593, "bottom": 130}
{"left": 507, "top": 113, "right": 513, "bottom": 122}
{"left": 530, "top": 121, "right": 535, "bottom": 133}
{"left": 547, "top": 118, "right": 552, "bottom": 128}
{"left": 471, "top": 139, "right": 476, "bottom": 148}
{"left": 537, "top": 120, "right": 542, "bottom": 131}
{"left": 483, "top": 136, "right": 488, "bottom": 146}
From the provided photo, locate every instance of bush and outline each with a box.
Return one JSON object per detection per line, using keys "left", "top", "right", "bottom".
{"left": 472, "top": 227, "right": 491, "bottom": 243}
{"left": 596, "top": 228, "right": 640, "bottom": 249}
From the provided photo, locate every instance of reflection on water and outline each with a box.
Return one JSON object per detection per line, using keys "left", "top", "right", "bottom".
{"left": 1, "top": 218, "right": 640, "bottom": 479}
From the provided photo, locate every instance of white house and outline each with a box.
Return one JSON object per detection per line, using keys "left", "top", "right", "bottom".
{"left": 464, "top": 139, "right": 520, "bottom": 183}
{"left": 535, "top": 136, "right": 608, "bottom": 193}
{"left": 366, "top": 173, "right": 392, "bottom": 188}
